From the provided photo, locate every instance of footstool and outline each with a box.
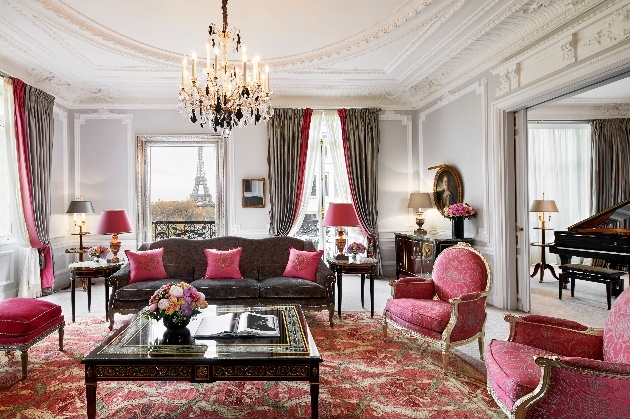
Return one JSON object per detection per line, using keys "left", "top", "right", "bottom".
{"left": 0, "top": 298, "right": 64, "bottom": 378}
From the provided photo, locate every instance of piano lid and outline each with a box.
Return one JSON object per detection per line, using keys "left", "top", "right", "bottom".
{"left": 568, "top": 196, "right": 630, "bottom": 230}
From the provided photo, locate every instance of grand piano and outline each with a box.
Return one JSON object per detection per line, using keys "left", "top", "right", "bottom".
{"left": 549, "top": 197, "right": 630, "bottom": 282}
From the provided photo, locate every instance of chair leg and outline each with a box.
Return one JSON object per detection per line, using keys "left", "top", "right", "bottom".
{"left": 478, "top": 334, "right": 485, "bottom": 360}
{"left": 442, "top": 351, "right": 449, "bottom": 373}
{"left": 58, "top": 324, "right": 64, "bottom": 351}
{"left": 383, "top": 320, "right": 388, "bottom": 338}
{"left": 20, "top": 350, "right": 27, "bottom": 379}
{"left": 328, "top": 307, "right": 334, "bottom": 327}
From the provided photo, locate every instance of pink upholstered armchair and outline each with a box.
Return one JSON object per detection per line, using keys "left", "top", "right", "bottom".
{"left": 383, "top": 242, "right": 492, "bottom": 372}
{"left": 485, "top": 287, "right": 630, "bottom": 419}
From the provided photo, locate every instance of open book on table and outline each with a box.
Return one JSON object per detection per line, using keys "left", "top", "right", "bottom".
{"left": 194, "top": 312, "right": 280, "bottom": 338}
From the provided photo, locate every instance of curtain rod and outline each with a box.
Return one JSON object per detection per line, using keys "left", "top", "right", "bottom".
{"left": 528, "top": 119, "right": 592, "bottom": 124}
{"left": 0, "top": 70, "right": 12, "bottom": 78}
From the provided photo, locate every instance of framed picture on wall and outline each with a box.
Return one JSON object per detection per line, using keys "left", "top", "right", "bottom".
{"left": 432, "top": 165, "right": 463, "bottom": 215}
{"left": 242, "top": 178, "right": 266, "bottom": 208}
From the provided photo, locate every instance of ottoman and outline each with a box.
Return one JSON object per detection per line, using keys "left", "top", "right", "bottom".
{"left": 0, "top": 298, "right": 64, "bottom": 378}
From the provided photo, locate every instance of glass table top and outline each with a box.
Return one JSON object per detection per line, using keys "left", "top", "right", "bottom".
{"left": 85, "top": 305, "right": 319, "bottom": 361}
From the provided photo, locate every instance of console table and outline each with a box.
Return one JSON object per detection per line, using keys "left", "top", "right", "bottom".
{"left": 394, "top": 233, "right": 473, "bottom": 278}
{"left": 68, "top": 261, "right": 123, "bottom": 323}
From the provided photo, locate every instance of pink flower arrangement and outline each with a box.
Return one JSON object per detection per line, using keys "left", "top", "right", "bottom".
{"left": 144, "top": 282, "right": 208, "bottom": 324}
{"left": 443, "top": 203, "right": 477, "bottom": 219}
{"left": 346, "top": 242, "right": 366, "bottom": 255}
{"left": 88, "top": 245, "right": 109, "bottom": 259}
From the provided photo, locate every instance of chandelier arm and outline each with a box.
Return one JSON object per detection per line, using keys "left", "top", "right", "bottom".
{"left": 222, "top": 0, "right": 228, "bottom": 34}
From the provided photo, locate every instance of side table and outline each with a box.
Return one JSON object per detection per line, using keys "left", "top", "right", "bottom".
{"left": 68, "top": 261, "right": 123, "bottom": 323}
{"left": 530, "top": 227, "right": 558, "bottom": 283}
{"left": 327, "top": 259, "right": 378, "bottom": 318}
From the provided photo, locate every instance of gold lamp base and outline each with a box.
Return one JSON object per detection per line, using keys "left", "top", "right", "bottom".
{"left": 335, "top": 227, "right": 349, "bottom": 261}
{"left": 109, "top": 233, "right": 121, "bottom": 263}
{"left": 414, "top": 217, "right": 427, "bottom": 236}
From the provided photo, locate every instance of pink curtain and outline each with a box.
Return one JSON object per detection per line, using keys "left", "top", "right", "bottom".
{"left": 13, "top": 79, "right": 54, "bottom": 289}
{"left": 292, "top": 108, "right": 313, "bottom": 224}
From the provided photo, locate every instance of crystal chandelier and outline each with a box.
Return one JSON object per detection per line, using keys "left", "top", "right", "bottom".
{"left": 177, "top": 0, "right": 273, "bottom": 137}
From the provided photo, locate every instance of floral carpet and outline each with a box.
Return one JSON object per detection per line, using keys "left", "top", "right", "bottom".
{"left": 0, "top": 312, "right": 501, "bottom": 418}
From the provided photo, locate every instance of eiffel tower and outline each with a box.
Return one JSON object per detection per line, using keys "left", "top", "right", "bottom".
{"left": 190, "top": 146, "right": 215, "bottom": 207}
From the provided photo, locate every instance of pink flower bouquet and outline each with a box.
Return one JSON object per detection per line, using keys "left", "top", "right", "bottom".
{"left": 443, "top": 203, "right": 477, "bottom": 219}
{"left": 88, "top": 245, "right": 109, "bottom": 259}
{"left": 144, "top": 282, "right": 208, "bottom": 325}
{"left": 346, "top": 242, "right": 367, "bottom": 255}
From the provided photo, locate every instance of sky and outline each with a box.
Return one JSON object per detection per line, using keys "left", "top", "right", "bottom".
{"left": 150, "top": 146, "right": 217, "bottom": 202}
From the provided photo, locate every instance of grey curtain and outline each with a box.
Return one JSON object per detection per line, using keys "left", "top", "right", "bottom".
{"left": 591, "top": 119, "right": 630, "bottom": 224}
{"left": 339, "top": 108, "right": 382, "bottom": 275}
{"left": 25, "top": 85, "right": 55, "bottom": 249}
{"left": 267, "top": 108, "right": 307, "bottom": 236}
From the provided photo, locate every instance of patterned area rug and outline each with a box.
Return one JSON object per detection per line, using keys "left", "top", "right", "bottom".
{"left": 0, "top": 312, "right": 501, "bottom": 418}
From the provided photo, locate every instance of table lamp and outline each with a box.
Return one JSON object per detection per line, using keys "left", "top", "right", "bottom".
{"left": 323, "top": 203, "right": 360, "bottom": 261}
{"left": 529, "top": 194, "right": 558, "bottom": 229}
{"left": 408, "top": 192, "right": 433, "bottom": 236}
{"left": 66, "top": 198, "right": 94, "bottom": 262}
{"left": 95, "top": 209, "right": 133, "bottom": 263}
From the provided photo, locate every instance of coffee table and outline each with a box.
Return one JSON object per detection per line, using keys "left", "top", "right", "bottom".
{"left": 81, "top": 304, "right": 321, "bottom": 418}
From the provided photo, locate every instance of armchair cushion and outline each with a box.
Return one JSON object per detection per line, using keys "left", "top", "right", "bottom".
{"left": 603, "top": 284, "right": 630, "bottom": 364}
{"left": 392, "top": 278, "right": 435, "bottom": 299}
{"left": 384, "top": 298, "right": 451, "bottom": 334}
{"left": 485, "top": 339, "right": 556, "bottom": 410}
{"left": 432, "top": 247, "right": 488, "bottom": 301}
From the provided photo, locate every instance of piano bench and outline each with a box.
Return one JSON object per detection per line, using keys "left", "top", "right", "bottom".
{"left": 558, "top": 264, "right": 626, "bottom": 310}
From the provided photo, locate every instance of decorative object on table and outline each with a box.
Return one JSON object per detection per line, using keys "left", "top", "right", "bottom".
{"left": 429, "top": 164, "right": 463, "bottom": 216}
{"left": 323, "top": 202, "right": 360, "bottom": 261}
{"left": 443, "top": 203, "right": 477, "bottom": 240}
{"left": 346, "top": 242, "right": 366, "bottom": 262}
{"left": 407, "top": 192, "right": 433, "bottom": 236}
{"left": 144, "top": 282, "right": 208, "bottom": 330}
{"left": 87, "top": 245, "right": 109, "bottom": 263}
{"left": 66, "top": 198, "right": 94, "bottom": 262}
{"left": 95, "top": 209, "right": 133, "bottom": 263}
{"left": 177, "top": 0, "right": 273, "bottom": 137}
{"left": 529, "top": 194, "right": 559, "bottom": 283}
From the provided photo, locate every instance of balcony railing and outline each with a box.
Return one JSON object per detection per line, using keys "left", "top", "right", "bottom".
{"left": 153, "top": 221, "right": 216, "bottom": 240}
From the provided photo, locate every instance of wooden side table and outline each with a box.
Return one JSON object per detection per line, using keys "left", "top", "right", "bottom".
{"left": 68, "top": 261, "right": 123, "bottom": 323}
{"left": 530, "top": 227, "right": 558, "bottom": 283}
{"left": 327, "top": 259, "right": 378, "bottom": 318}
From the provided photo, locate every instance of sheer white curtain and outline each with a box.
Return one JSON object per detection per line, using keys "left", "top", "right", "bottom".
{"left": 528, "top": 124, "right": 591, "bottom": 264}
{"left": 3, "top": 78, "right": 41, "bottom": 297}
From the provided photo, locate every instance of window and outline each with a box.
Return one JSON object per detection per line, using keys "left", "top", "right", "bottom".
{"left": 0, "top": 87, "right": 11, "bottom": 238}
{"left": 136, "top": 135, "right": 226, "bottom": 246}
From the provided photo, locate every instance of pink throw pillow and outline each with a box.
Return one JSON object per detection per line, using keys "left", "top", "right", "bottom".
{"left": 282, "top": 248, "right": 324, "bottom": 282}
{"left": 203, "top": 247, "right": 243, "bottom": 279}
{"left": 125, "top": 248, "right": 168, "bottom": 284}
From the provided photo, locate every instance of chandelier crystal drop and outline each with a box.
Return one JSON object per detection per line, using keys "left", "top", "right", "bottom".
{"left": 177, "top": 0, "right": 273, "bottom": 137}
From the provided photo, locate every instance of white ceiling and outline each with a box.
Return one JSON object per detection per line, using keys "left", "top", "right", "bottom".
{"left": 0, "top": 0, "right": 615, "bottom": 109}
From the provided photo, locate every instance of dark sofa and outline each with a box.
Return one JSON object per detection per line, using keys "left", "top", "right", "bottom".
{"left": 107, "top": 236, "right": 336, "bottom": 329}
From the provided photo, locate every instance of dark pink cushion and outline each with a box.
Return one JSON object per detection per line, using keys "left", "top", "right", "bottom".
{"left": 432, "top": 247, "right": 488, "bottom": 301}
{"left": 485, "top": 339, "right": 555, "bottom": 410}
{"left": 202, "top": 247, "right": 243, "bottom": 279}
{"left": 0, "top": 298, "right": 63, "bottom": 342}
{"left": 282, "top": 248, "right": 323, "bottom": 282}
{"left": 604, "top": 287, "right": 630, "bottom": 363}
{"left": 125, "top": 248, "right": 168, "bottom": 284}
{"left": 384, "top": 298, "right": 451, "bottom": 334}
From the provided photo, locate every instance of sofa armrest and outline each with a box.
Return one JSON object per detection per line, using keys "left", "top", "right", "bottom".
{"left": 108, "top": 263, "right": 131, "bottom": 291}
{"left": 505, "top": 314, "right": 604, "bottom": 359}
{"left": 315, "top": 260, "right": 336, "bottom": 296}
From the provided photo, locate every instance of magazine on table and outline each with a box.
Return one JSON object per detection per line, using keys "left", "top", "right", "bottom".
{"left": 194, "top": 312, "right": 280, "bottom": 338}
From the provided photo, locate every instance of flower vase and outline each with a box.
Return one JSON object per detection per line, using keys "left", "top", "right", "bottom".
{"left": 351, "top": 253, "right": 358, "bottom": 262}
{"left": 452, "top": 217, "right": 465, "bottom": 240}
{"left": 93, "top": 256, "right": 100, "bottom": 263}
{"left": 163, "top": 317, "right": 190, "bottom": 331}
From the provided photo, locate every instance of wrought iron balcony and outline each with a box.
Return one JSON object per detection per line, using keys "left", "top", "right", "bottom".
{"left": 153, "top": 221, "right": 216, "bottom": 240}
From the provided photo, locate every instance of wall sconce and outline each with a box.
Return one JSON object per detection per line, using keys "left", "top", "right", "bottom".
{"left": 407, "top": 192, "right": 433, "bottom": 236}
{"left": 66, "top": 198, "right": 94, "bottom": 262}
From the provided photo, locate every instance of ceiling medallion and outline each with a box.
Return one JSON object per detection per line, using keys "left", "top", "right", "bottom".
{"left": 177, "top": 0, "right": 273, "bottom": 137}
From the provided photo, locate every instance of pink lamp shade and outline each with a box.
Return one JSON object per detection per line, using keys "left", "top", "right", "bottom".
{"left": 95, "top": 209, "right": 132, "bottom": 263}
{"left": 95, "top": 210, "right": 133, "bottom": 235}
{"left": 323, "top": 203, "right": 359, "bottom": 227}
